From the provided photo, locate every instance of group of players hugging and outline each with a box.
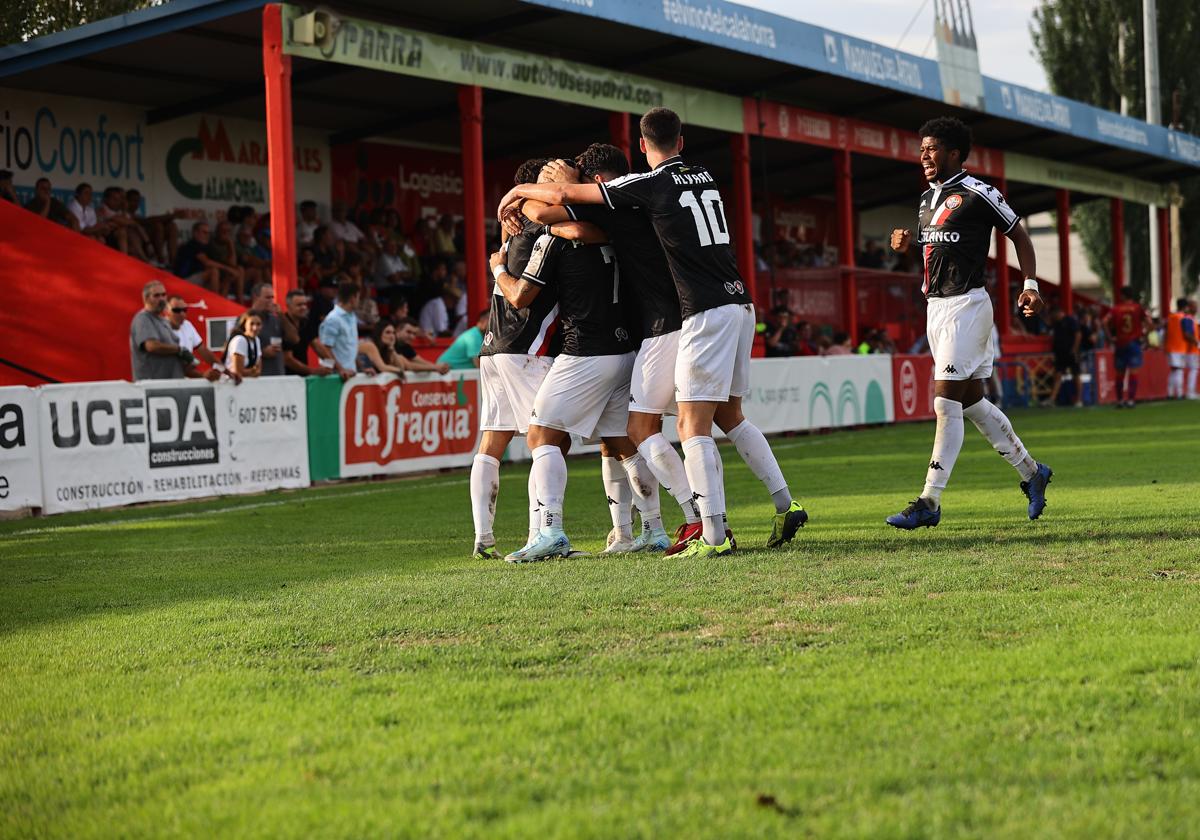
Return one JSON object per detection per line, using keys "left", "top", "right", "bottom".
{"left": 468, "top": 108, "right": 1052, "bottom": 562}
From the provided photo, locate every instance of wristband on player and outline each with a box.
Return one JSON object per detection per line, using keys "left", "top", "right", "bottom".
{"left": 1023, "top": 278, "right": 1039, "bottom": 293}
{"left": 492, "top": 264, "right": 506, "bottom": 282}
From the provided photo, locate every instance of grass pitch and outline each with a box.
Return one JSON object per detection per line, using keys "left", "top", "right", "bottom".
{"left": 2, "top": 402, "right": 1199, "bottom": 838}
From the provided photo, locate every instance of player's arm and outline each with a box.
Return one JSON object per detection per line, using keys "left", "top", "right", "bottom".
{"left": 1007, "top": 222, "right": 1043, "bottom": 317}
{"left": 549, "top": 221, "right": 606, "bottom": 244}
{"left": 489, "top": 250, "right": 541, "bottom": 310}
{"left": 497, "top": 183, "right": 603, "bottom": 219}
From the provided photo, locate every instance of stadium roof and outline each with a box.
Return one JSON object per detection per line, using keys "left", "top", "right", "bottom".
{"left": 1, "top": 0, "right": 1196, "bottom": 214}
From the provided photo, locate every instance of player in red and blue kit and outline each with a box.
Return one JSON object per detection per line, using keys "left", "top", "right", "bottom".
{"left": 1106, "top": 286, "right": 1151, "bottom": 408}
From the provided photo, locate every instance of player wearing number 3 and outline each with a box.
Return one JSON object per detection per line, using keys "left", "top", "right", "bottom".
{"left": 498, "top": 108, "right": 806, "bottom": 557}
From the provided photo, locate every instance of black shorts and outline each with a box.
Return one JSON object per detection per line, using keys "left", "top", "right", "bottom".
{"left": 1053, "top": 352, "right": 1079, "bottom": 375}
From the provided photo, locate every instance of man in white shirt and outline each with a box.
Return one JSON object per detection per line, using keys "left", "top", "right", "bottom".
{"left": 297, "top": 199, "right": 320, "bottom": 245}
{"left": 165, "top": 294, "right": 224, "bottom": 381}
{"left": 330, "top": 201, "right": 379, "bottom": 264}
{"left": 67, "top": 183, "right": 112, "bottom": 242}
{"left": 419, "top": 285, "right": 462, "bottom": 337}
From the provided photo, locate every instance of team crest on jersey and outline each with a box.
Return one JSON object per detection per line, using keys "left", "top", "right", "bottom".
{"left": 723, "top": 280, "right": 745, "bottom": 296}
{"left": 945, "top": 194, "right": 963, "bottom": 210}
{"left": 484, "top": 331, "right": 494, "bottom": 345}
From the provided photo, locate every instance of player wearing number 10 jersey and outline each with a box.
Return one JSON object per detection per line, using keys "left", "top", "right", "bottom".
{"left": 497, "top": 108, "right": 807, "bottom": 557}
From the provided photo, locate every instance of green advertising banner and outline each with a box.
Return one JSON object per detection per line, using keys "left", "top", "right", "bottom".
{"left": 306, "top": 375, "right": 344, "bottom": 482}
{"left": 1004, "top": 152, "right": 1174, "bottom": 206}
{"left": 280, "top": 5, "right": 743, "bottom": 133}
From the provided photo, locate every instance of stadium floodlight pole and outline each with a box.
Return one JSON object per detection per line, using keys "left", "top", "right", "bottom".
{"left": 1143, "top": 0, "right": 1162, "bottom": 315}
{"left": 262, "top": 3, "right": 298, "bottom": 309}
{"left": 1057, "top": 190, "right": 1072, "bottom": 315}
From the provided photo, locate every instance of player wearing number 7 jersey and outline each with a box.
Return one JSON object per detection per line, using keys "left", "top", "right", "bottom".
{"left": 497, "top": 108, "right": 806, "bottom": 557}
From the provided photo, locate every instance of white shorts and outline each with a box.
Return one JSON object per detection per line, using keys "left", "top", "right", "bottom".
{"left": 927, "top": 287, "right": 994, "bottom": 381}
{"left": 675, "top": 304, "right": 755, "bottom": 402}
{"left": 630, "top": 330, "right": 680, "bottom": 415}
{"left": 480, "top": 353, "right": 553, "bottom": 434}
{"left": 1168, "top": 352, "right": 1199, "bottom": 369}
{"left": 531, "top": 352, "right": 635, "bottom": 439}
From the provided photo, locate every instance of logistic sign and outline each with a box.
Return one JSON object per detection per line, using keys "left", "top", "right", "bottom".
{"left": 35, "top": 378, "right": 309, "bottom": 514}
{"left": 0, "top": 387, "right": 44, "bottom": 511}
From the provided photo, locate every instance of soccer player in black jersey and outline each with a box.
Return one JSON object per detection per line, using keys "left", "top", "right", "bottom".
{"left": 490, "top": 162, "right": 660, "bottom": 562}
{"left": 497, "top": 108, "right": 806, "bottom": 558}
{"left": 886, "top": 116, "right": 1053, "bottom": 529}
{"left": 511, "top": 143, "right": 704, "bottom": 554}
{"left": 469, "top": 158, "right": 596, "bottom": 559}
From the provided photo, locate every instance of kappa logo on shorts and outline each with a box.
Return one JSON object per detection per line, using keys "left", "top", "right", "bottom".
{"left": 943, "top": 364, "right": 958, "bottom": 374}
{"left": 615, "top": 327, "right": 629, "bottom": 342}
{"left": 629, "top": 394, "right": 635, "bottom": 403}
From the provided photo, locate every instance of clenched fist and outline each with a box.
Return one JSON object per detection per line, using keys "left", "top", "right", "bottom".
{"left": 890, "top": 228, "right": 912, "bottom": 253}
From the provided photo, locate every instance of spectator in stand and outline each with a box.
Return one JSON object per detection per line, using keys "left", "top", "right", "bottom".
{"left": 226, "top": 311, "right": 263, "bottom": 379}
{"left": 765, "top": 306, "right": 798, "bottom": 357}
{"left": 438, "top": 309, "right": 488, "bottom": 370}
{"left": 357, "top": 320, "right": 405, "bottom": 375}
{"left": 175, "top": 221, "right": 218, "bottom": 290}
{"left": 25, "top": 177, "right": 77, "bottom": 229}
{"left": 311, "top": 225, "right": 342, "bottom": 281}
{"left": 319, "top": 281, "right": 362, "bottom": 373}
{"left": 207, "top": 220, "right": 249, "bottom": 300}
{"left": 129, "top": 280, "right": 188, "bottom": 381}
{"left": 431, "top": 214, "right": 457, "bottom": 257}
{"left": 298, "top": 245, "right": 321, "bottom": 292}
{"left": 236, "top": 225, "right": 271, "bottom": 282}
{"left": 297, "top": 199, "right": 321, "bottom": 246}
{"left": 419, "top": 284, "right": 462, "bottom": 337}
{"left": 0, "top": 170, "right": 16, "bottom": 203}
{"left": 394, "top": 318, "right": 451, "bottom": 374}
{"left": 67, "top": 183, "right": 111, "bottom": 242}
{"left": 374, "top": 234, "right": 417, "bottom": 291}
{"left": 826, "top": 331, "right": 853, "bottom": 355}
{"left": 794, "top": 321, "right": 819, "bottom": 356}
{"left": 126, "top": 189, "right": 179, "bottom": 267}
{"left": 281, "top": 289, "right": 344, "bottom": 378}
{"left": 248, "top": 283, "right": 286, "bottom": 376}
{"left": 165, "top": 294, "right": 223, "bottom": 381}
{"left": 97, "top": 186, "right": 151, "bottom": 261}
{"left": 873, "top": 329, "right": 897, "bottom": 355}
{"left": 330, "top": 201, "right": 376, "bottom": 263}
{"left": 859, "top": 239, "right": 885, "bottom": 269}
{"left": 1047, "top": 306, "right": 1083, "bottom": 407}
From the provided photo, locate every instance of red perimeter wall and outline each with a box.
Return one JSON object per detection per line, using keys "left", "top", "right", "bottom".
{"left": 0, "top": 202, "right": 242, "bottom": 385}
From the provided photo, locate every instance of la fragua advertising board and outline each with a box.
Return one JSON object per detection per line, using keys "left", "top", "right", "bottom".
{"left": 34, "top": 378, "right": 309, "bottom": 515}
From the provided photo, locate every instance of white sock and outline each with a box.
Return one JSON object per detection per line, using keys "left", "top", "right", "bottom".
{"left": 1188, "top": 368, "right": 1199, "bottom": 397}
{"left": 531, "top": 445, "right": 567, "bottom": 533}
{"left": 470, "top": 454, "right": 500, "bottom": 545}
{"left": 726, "top": 419, "right": 792, "bottom": 513}
{"left": 620, "top": 453, "right": 663, "bottom": 532}
{"left": 527, "top": 466, "right": 540, "bottom": 543}
{"left": 921, "top": 397, "right": 964, "bottom": 506}
{"left": 682, "top": 436, "right": 726, "bottom": 546}
{"left": 1169, "top": 369, "right": 1184, "bottom": 398}
{"left": 639, "top": 433, "right": 700, "bottom": 524}
{"left": 963, "top": 399, "right": 1038, "bottom": 481}
{"left": 602, "top": 456, "right": 634, "bottom": 541}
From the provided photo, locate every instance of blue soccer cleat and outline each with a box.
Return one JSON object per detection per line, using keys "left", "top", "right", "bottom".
{"left": 886, "top": 497, "right": 941, "bottom": 530}
{"left": 504, "top": 529, "right": 572, "bottom": 563}
{"left": 1021, "top": 463, "right": 1053, "bottom": 520}
{"left": 630, "top": 524, "right": 672, "bottom": 553}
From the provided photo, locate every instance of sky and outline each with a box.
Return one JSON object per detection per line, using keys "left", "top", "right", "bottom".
{"left": 734, "top": 0, "right": 1050, "bottom": 92}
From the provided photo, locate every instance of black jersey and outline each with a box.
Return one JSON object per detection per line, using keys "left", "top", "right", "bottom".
{"left": 481, "top": 220, "right": 560, "bottom": 356}
{"left": 598, "top": 155, "right": 750, "bottom": 319}
{"left": 917, "top": 169, "right": 1020, "bottom": 298}
{"left": 521, "top": 234, "right": 634, "bottom": 357}
{"left": 564, "top": 202, "right": 682, "bottom": 338}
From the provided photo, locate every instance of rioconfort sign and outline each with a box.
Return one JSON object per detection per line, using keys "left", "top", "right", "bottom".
{"left": 279, "top": 4, "right": 742, "bottom": 133}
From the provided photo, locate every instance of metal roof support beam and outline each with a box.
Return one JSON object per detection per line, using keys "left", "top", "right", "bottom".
{"left": 262, "top": 3, "right": 298, "bottom": 307}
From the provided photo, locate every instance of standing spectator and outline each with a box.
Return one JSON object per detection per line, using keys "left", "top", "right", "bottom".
{"left": 438, "top": 309, "right": 488, "bottom": 370}
{"left": 281, "top": 289, "right": 342, "bottom": 377}
{"left": 765, "top": 307, "right": 798, "bottom": 357}
{"left": 0, "top": 170, "right": 16, "bottom": 203}
{"left": 297, "top": 200, "right": 321, "bottom": 245}
{"left": 418, "top": 284, "right": 462, "bottom": 337}
{"left": 165, "top": 294, "right": 223, "bottom": 381}
{"left": 318, "top": 281, "right": 362, "bottom": 373}
{"left": 357, "top": 320, "right": 407, "bottom": 375}
{"left": 24, "top": 177, "right": 76, "bottom": 229}
{"left": 794, "top": 321, "right": 819, "bottom": 356}
{"left": 226, "top": 312, "right": 263, "bottom": 379}
{"left": 1047, "top": 306, "right": 1082, "bottom": 407}
{"left": 67, "top": 183, "right": 111, "bottom": 242}
{"left": 394, "top": 318, "right": 451, "bottom": 374}
{"left": 248, "top": 283, "right": 286, "bottom": 376}
{"left": 129, "top": 280, "right": 186, "bottom": 381}
{"left": 97, "top": 186, "right": 150, "bottom": 261}
{"left": 126, "top": 189, "right": 179, "bottom": 267}
{"left": 826, "top": 331, "right": 853, "bottom": 355}
{"left": 206, "top": 220, "right": 249, "bottom": 300}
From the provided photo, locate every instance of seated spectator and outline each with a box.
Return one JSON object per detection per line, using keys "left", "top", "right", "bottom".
{"left": 872, "top": 329, "right": 898, "bottom": 355}
{"left": 165, "top": 294, "right": 223, "bottom": 381}
{"left": 175, "top": 221, "right": 216, "bottom": 288}
{"left": 394, "top": 318, "right": 451, "bottom": 375}
{"left": 207, "top": 220, "right": 250, "bottom": 299}
{"left": 125, "top": 188, "right": 179, "bottom": 266}
{"left": 438, "top": 309, "right": 488, "bottom": 370}
{"left": 248, "top": 282, "right": 285, "bottom": 376}
{"left": 311, "top": 225, "right": 342, "bottom": 281}
{"left": 129, "top": 280, "right": 186, "bottom": 381}
{"left": 794, "top": 321, "right": 818, "bottom": 356}
{"left": 318, "top": 281, "right": 362, "bottom": 373}
{"left": 298, "top": 246, "right": 322, "bottom": 292}
{"left": 0, "top": 170, "right": 16, "bottom": 203}
{"left": 765, "top": 306, "right": 798, "bottom": 357}
{"left": 97, "top": 186, "right": 151, "bottom": 261}
{"left": 330, "top": 200, "right": 376, "bottom": 262}
{"left": 432, "top": 213, "right": 457, "bottom": 257}
{"left": 419, "top": 284, "right": 462, "bottom": 337}
{"left": 281, "top": 289, "right": 341, "bottom": 378}
{"left": 374, "top": 234, "right": 417, "bottom": 289}
{"left": 825, "top": 331, "right": 853, "bottom": 355}
{"left": 859, "top": 240, "right": 885, "bottom": 269}
{"left": 236, "top": 226, "right": 272, "bottom": 281}
{"left": 67, "top": 183, "right": 111, "bottom": 242}
{"left": 297, "top": 199, "right": 321, "bottom": 246}
{"left": 226, "top": 312, "right": 263, "bottom": 379}
{"left": 24, "top": 177, "right": 77, "bottom": 229}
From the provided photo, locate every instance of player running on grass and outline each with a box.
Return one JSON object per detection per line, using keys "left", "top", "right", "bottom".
{"left": 492, "top": 162, "right": 663, "bottom": 563}
{"left": 497, "top": 108, "right": 806, "bottom": 558}
{"left": 887, "top": 116, "right": 1052, "bottom": 529}
{"left": 508, "top": 142, "right": 706, "bottom": 555}
{"left": 1107, "top": 286, "right": 1152, "bottom": 408}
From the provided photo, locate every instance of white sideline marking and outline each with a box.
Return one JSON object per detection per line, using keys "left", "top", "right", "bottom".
{"left": 5, "top": 479, "right": 469, "bottom": 537}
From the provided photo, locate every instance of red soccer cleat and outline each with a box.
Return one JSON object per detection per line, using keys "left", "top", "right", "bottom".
{"left": 665, "top": 521, "right": 702, "bottom": 556}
